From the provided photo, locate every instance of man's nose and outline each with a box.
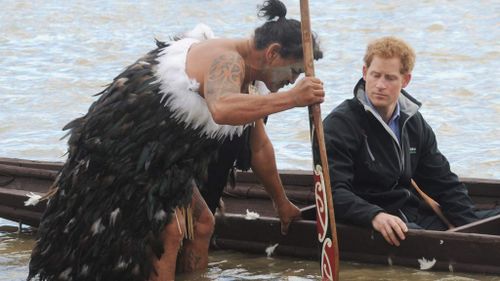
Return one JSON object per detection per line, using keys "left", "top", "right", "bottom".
{"left": 376, "top": 78, "right": 386, "bottom": 89}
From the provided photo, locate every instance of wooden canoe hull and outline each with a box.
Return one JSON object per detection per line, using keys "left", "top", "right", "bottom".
{"left": 215, "top": 200, "right": 500, "bottom": 274}
{"left": 1, "top": 157, "right": 500, "bottom": 274}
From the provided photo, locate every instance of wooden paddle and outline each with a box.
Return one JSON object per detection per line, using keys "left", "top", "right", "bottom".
{"left": 299, "top": 1, "right": 339, "bottom": 280}
{"left": 411, "top": 179, "right": 455, "bottom": 229}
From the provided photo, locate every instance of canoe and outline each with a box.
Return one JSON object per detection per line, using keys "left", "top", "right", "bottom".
{"left": 1, "top": 157, "right": 499, "bottom": 274}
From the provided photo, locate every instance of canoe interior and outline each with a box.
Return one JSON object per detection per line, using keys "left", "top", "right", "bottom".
{"left": 451, "top": 214, "right": 500, "bottom": 235}
{"left": 1, "top": 157, "right": 500, "bottom": 274}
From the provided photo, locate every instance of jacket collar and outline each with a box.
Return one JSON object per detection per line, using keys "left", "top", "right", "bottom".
{"left": 353, "top": 78, "right": 421, "bottom": 118}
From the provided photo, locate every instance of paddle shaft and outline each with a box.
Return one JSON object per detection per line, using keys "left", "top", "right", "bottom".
{"left": 300, "top": 1, "right": 339, "bottom": 280}
{"left": 410, "top": 179, "right": 455, "bottom": 229}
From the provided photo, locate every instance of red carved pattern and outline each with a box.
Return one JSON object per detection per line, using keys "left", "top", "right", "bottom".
{"left": 313, "top": 165, "right": 328, "bottom": 242}
{"left": 313, "top": 165, "right": 334, "bottom": 280}
{"left": 321, "top": 238, "right": 336, "bottom": 280}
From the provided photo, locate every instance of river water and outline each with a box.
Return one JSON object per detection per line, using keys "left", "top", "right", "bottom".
{"left": 0, "top": 0, "right": 499, "bottom": 280}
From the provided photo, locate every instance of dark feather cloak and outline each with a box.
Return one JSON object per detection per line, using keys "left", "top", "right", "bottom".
{"left": 28, "top": 32, "right": 245, "bottom": 281}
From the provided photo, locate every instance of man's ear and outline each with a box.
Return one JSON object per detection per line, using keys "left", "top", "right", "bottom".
{"left": 362, "top": 65, "right": 367, "bottom": 80}
{"left": 402, "top": 73, "right": 412, "bottom": 88}
{"left": 265, "top": 43, "right": 281, "bottom": 63}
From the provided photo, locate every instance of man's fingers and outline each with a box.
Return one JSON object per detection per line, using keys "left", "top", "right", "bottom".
{"left": 312, "top": 81, "right": 324, "bottom": 89}
{"left": 399, "top": 220, "right": 409, "bottom": 232}
{"left": 372, "top": 213, "right": 408, "bottom": 247}
{"left": 280, "top": 214, "right": 300, "bottom": 235}
{"left": 380, "top": 229, "right": 394, "bottom": 246}
{"left": 391, "top": 221, "right": 407, "bottom": 241}
{"left": 394, "top": 227, "right": 406, "bottom": 241}
{"left": 314, "top": 88, "right": 325, "bottom": 96}
{"left": 309, "top": 77, "right": 323, "bottom": 84}
{"left": 281, "top": 221, "right": 291, "bottom": 235}
{"left": 384, "top": 225, "right": 401, "bottom": 246}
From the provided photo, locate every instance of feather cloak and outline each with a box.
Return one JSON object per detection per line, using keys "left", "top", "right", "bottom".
{"left": 28, "top": 26, "right": 245, "bottom": 281}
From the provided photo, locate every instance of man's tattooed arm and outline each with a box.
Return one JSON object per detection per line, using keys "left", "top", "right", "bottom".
{"left": 204, "top": 53, "right": 245, "bottom": 105}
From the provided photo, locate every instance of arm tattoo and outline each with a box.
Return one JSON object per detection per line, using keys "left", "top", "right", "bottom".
{"left": 205, "top": 54, "right": 244, "bottom": 101}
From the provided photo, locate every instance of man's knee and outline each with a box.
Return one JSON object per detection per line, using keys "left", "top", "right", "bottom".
{"left": 195, "top": 209, "right": 215, "bottom": 239}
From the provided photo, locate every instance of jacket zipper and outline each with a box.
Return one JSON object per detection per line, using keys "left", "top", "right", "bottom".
{"left": 364, "top": 134, "right": 376, "bottom": 161}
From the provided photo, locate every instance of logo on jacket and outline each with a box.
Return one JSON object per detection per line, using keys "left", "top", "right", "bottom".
{"left": 409, "top": 147, "right": 417, "bottom": 154}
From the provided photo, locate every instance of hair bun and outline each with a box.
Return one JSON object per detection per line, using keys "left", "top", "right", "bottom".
{"left": 258, "top": 0, "right": 287, "bottom": 21}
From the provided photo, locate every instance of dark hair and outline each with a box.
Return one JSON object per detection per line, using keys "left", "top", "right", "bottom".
{"left": 254, "top": 0, "right": 323, "bottom": 60}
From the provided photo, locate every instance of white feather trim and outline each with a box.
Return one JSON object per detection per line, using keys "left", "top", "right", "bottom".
{"left": 183, "top": 23, "right": 216, "bottom": 40}
{"left": 155, "top": 25, "right": 247, "bottom": 140}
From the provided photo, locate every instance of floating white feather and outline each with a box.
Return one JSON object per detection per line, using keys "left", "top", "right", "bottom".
{"left": 24, "top": 192, "right": 42, "bottom": 206}
{"left": 265, "top": 243, "right": 279, "bottom": 257}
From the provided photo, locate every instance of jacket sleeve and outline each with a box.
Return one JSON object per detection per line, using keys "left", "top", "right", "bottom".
{"left": 323, "top": 112, "right": 384, "bottom": 227}
{"left": 413, "top": 116, "right": 478, "bottom": 226}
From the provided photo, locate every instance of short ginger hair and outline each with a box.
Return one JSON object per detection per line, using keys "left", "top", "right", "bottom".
{"left": 363, "top": 36, "right": 416, "bottom": 75}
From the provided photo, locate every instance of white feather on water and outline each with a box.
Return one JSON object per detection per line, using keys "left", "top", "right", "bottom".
{"left": 265, "top": 243, "right": 279, "bottom": 257}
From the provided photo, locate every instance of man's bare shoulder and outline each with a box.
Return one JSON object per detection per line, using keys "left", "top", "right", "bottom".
{"left": 189, "top": 39, "right": 242, "bottom": 65}
{"left": 186, "top": 39, "right": 244, "bottom": 95}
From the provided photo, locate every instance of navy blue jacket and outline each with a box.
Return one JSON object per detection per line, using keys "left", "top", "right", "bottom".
{"left": 323, "top": 79, "right": 478, "bottom": 228}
